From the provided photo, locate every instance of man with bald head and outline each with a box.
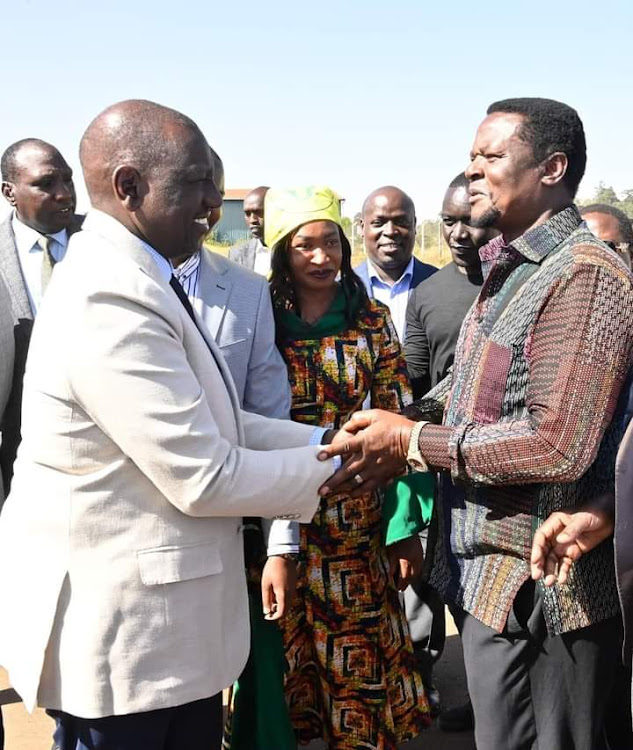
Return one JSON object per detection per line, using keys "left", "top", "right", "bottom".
{"left": 229, "top": 186, "right": 271, "bottom": 274}
{"left": 0, "top": 139, "right": 81, "bottom": 497}
{"left": 0, "top": 100, "right": 338, "bottom": 750}
{"left": 355, "top": 186, "right": 435, "bottom": 343}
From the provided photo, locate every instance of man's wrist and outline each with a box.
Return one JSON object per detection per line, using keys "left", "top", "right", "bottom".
{"left": 399, "top": 422, "right": 414, "bottom": 458}
{"left": 270, "top": 552, "right": 299, "bottom": 562}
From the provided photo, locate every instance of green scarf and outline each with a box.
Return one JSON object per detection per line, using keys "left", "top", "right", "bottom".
{"left": 276, "top": 284, "right": 364, "bottom": 341}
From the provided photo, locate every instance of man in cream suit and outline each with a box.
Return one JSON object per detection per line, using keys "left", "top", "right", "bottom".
{"left": 0, "top": 100, "right": 336, "bottom": 750}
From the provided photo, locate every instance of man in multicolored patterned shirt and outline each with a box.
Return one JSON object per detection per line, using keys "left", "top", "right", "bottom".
{"left": 320, "top": 97, "right": 633, "bottom": 750}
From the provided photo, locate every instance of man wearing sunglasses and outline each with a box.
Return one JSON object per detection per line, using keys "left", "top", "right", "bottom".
{"left": 581, "top": 203, "right": 632, "bottom": 269}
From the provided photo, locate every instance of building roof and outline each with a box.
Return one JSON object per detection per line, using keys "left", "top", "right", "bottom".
{"left": 224, "top": 189, "right": 252, "bottom": 201}
{"left": 224, "top": 188, "right": 346, "bottom": 202}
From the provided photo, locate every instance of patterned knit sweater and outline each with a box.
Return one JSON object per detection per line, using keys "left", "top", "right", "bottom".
{"left": 420, "top": 206, "right": 633, "bottom": 635}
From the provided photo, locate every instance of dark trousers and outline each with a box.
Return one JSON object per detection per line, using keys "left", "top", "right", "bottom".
{"left": 402, "top": 524, "right": 446, "bottom": 685}
{"left": 48, "top": 694, "right": 223, "bottom": 750}
{"left": 455, "top": 582, "right": 622, "bottom": 750}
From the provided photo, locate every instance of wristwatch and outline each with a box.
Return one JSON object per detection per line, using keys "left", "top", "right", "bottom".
{"left": 272, "top": 553, "right": 300, "bottom": 563}
{"left": 406, "top": 420, "right": 430, "bottom": 472}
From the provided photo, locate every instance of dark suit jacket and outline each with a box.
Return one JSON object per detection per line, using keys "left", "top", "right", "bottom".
{"left": 0, "top": 213, "right": 83, "bottom": 496}
{"left": 354, "top": 257, "right": 437, "bottom": 304}
{"left": 0, "top": 272, "right": 14, "bottom": 505}
{"left": 228, "top": 238, "right": 260, "bottom": 271}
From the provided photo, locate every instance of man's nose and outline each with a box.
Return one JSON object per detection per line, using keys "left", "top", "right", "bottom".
{"left": 55, "top": 179, "right": 74, "bottom": 201}
{"left": 205, "top": 182, "right": 223, "bottom": 210}
{"left": 465, "top": 160, "right": 481, "bottom": 180}
{"left": 454, "top": 221, "right": 469, "bottom": 240}
{"left": 383, "top": 221, "right": 398, "bottom": 236}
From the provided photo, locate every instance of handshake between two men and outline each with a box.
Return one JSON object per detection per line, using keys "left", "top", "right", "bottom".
{"left": 319, "top": 408, "right": 620, "bottom": 596}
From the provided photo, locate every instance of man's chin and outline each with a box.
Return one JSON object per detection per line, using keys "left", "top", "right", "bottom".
{"left": 470, "top": 207, "right": 501, "bottom": 229}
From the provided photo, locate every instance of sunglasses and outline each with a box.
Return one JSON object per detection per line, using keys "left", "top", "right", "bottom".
{"left": 602, "top": 240, "right": 630, "bottom": 255}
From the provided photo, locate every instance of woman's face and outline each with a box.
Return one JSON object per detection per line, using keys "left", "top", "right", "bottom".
{"left": 288, "top": 220, "right": 343, "bottom": 294}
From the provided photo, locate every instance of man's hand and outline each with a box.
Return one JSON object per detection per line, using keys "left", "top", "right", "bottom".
{"left": 318, "top": 410, "right": 414, "bottom": 497}
{"left": 530, "top": 507, "right": 614, "bottom": 587}
{"left": 386, "top": 535, "right": 424, "bottom": 591}
{"left": 261, "top": 555, "right": 298, "bottom": 621}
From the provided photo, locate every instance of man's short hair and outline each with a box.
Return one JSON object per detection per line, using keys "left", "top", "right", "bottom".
{"left": 448, "top": 172, "right": 469, "bottom": 191}
{"left": 487, "top": 98, "right": 587, "bottom": 197}
{"left": 580, "top": 203, "right": 633, "bottom": 245}
{"left": 1, "top": 138, "right": 53, "bottom": 182}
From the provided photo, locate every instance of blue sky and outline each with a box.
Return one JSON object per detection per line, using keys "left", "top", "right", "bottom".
{"left": 2, "top": 0, "right": 631, "bottom": 219}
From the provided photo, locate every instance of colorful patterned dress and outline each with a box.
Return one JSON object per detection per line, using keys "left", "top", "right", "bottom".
{"left": 277, "top": 295, "right": 430, "bottom": 750}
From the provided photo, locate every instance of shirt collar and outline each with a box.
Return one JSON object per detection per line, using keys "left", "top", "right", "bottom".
{"left": 367, "top": 256, "right": 414, "bottom": 287}
{"left": 11, "top": 211, "right": 69, "bottom": 253}
{"left": 173, "top": 250, "right": 201, "bottom": 279}
{"left": 478, "top": 205, "right": 583, "bottom": 268}
{"left": 139, "top": 239, "right": 173, "bottom": 283}
{"left": 509, "top": 205, "right": 582, "bottom": 263}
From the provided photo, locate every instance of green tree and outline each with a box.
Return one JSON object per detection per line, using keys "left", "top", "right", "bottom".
{"left": 578, "top": 182, "right": 633, "bottom": 219}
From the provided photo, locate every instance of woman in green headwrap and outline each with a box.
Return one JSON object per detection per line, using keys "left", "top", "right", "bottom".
{"left": 264, "top": 186, "right": 432, "bottom": 750}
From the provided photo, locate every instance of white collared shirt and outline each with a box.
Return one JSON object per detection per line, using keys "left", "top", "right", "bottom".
{"left": 366, "top": 256, "right": 414, "bottom": 342}
{"left": 12, "top": 213, "right": 69, "bottom": 315}
{"left": 173, "top": 251, "right": 201, "bottom": 297}
{"left": 253, "top": 239, "right": 271, "bottom": 278}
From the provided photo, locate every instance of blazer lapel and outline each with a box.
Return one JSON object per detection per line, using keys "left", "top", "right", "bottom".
{"left": 0, "top": 217, "right": 32, "bottom": 320}
{"left": 83, "top": 213, "right": 245, "bottom": 441}
{"left": 194, "top": 251, "right": 232, "bottom": 340}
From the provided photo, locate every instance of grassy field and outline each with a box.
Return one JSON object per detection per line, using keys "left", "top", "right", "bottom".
{"left": 204, "top": 241, "right": 448, "bottom": 270}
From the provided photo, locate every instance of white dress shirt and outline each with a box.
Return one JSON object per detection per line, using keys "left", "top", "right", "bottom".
{"left": 12, "top": 213, "right": 69, "bottom": 315}
{"left": 253, "top": 239, "right": 272, "bottom": 278}
{"left": 172, "top": 250, "right": 201, "bottom": 296}
{"left": 366, "top": 256, "right": 414, "bottom": 342}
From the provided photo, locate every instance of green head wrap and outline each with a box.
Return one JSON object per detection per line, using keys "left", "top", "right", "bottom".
{"left": 264, "top": 185, "right": 343, "bottom": 251}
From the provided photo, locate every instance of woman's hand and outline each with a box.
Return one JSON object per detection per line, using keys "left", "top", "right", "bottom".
{"left": 387, "top": 534, "right": 424, "bottom": 591}
{"left": 261, "top": 555, "right": 298, "bottom": 620}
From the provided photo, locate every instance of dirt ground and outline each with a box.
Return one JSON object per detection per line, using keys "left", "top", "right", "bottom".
{"left": 0, "top": 609, "right": 474, "bottom": 750}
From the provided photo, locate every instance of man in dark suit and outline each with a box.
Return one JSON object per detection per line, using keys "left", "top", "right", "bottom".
{"left": 228, "top": 185, "right": 270, "bottom": 274}
{"left": 353, "top": 185, "right": 442, "bottom": 712}
{"left": 0, "top": 138, "right": 82, "bottom": 496}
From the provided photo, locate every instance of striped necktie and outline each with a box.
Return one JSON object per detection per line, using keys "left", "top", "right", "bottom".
{"left": 39, "top": 235, "right": 56, "bottom": 292}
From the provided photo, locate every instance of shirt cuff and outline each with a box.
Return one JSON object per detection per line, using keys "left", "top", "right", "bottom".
{"left": 419, "top": 424, "right": 452, "bottom": 469}
{"left": 310, "top": 427, "right": 342, "bottom": 470}
{"left": 310, "top": 427, "right": 328, "bottom": 445}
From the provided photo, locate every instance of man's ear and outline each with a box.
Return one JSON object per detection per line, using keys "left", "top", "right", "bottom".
{"left": 359, "top": 218, "right": 365, "bottom": 238}
{"left": 1, "top": 181, "right": 15, "bottom": 206}
{"left": 112, "top": 165, "right": 143, "bottom": 210}
{"left": 541, "top": 152, "right": 568, "bottom": 188}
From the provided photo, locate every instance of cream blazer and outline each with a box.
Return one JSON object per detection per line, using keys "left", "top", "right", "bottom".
{"left": 0, "top": 210, "right": 333, "bottom": 718}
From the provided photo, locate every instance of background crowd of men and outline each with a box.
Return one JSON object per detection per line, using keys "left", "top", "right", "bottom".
{"left": 0, "top": 96, "right": 631, "bottom": 750}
